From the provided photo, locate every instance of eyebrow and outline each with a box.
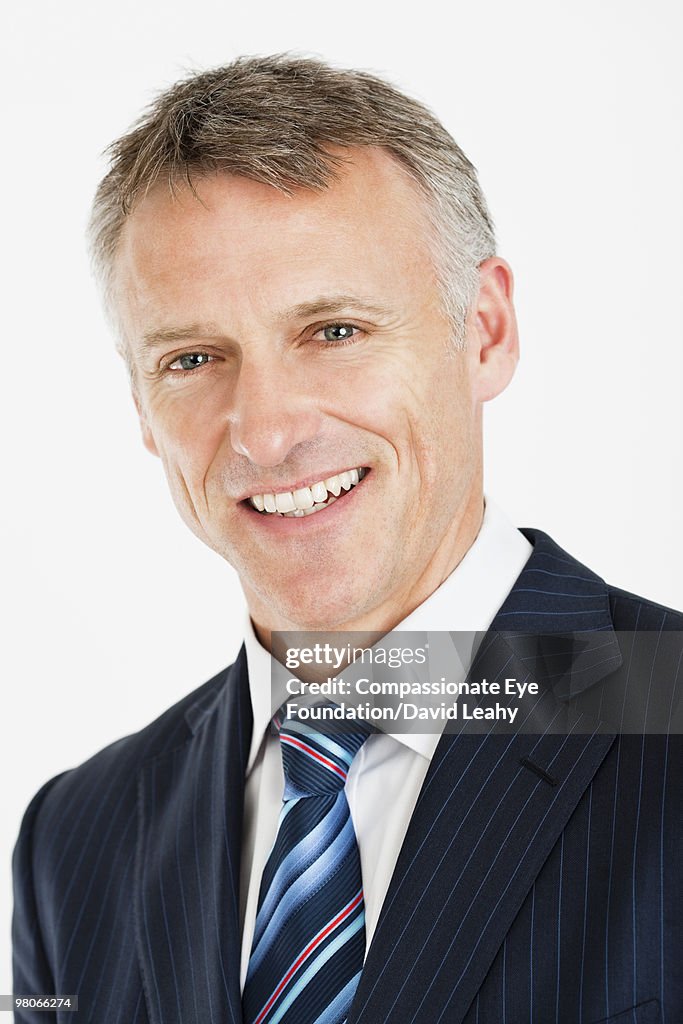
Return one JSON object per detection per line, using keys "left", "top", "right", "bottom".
{"left": 139, "top": 294, "right": 396, "bottom": 351}
{"left": 276, "top": 294, "right": 396, "bottom": 322}
{"left": 140, "top": 323, "right": 222, "bottom": 351}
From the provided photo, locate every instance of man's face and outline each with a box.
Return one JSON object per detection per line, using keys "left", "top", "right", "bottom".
{"left": 115, "top": 148, "right": 503, "bottom": 635}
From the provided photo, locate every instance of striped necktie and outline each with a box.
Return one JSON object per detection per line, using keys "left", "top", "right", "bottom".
{"left": 242, "top": 703, "right": 373, "bottom": 1024}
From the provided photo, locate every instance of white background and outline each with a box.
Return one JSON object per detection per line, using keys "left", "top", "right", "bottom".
{"left": 2, "top": 0, "right": 682, "bottom": 990}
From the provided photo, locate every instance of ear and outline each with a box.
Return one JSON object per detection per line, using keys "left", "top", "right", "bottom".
{"left": 132, "top": 388, "right": 160, "bottom": 457}
{"left": 469, "top": 257, "right": 519, "bottom": 403}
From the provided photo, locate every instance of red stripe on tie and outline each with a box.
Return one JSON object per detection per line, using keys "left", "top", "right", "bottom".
{"left": 280, "top": 734, "right": 348, "bottom": 782}
{"left": 253, "top": 888, "right": 364, "bottom": 1024}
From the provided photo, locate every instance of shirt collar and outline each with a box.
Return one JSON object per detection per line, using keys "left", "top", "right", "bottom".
{"left": 242, "top": 496, "right": 532, "bottom": 772}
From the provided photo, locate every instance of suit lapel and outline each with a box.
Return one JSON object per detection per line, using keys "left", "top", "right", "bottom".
{"left": 350, "top": 528, "right": 622, "bottom": 1023}
{"left": 135, "top": 646, "right": 252, "bottom": 1024}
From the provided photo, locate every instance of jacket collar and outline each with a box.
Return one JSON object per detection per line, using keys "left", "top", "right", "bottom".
{"left": 491, "top": 527, "right": 622, "bottom": 700}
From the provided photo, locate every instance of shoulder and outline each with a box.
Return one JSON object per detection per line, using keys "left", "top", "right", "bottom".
{"left": 517, "top": 526, "right": 682, "bottom": 627}
{"left": 606, "top": 583, "right": 683, "bottom": 630}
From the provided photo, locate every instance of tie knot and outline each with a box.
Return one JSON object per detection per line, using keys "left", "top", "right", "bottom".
{"left": 273, "top": 702, "right": 373, "bottom": 798}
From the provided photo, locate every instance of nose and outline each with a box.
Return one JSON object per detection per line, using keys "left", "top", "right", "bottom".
{"left": 228, "top": 357, "right": 323, "bottom": 468}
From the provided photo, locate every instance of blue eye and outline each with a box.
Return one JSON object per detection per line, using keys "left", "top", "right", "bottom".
{"left": 168, "top": 353, "right": 213, "bottom": 372}
{"left": 320, "top": 323, "right": 358, "bottom": 344}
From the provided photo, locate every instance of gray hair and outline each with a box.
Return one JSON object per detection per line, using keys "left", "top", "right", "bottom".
{"left": 88, "top": 53, "right": 496, "bottom": 358}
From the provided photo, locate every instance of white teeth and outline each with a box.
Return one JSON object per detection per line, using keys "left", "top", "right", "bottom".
{"left": 311, "top": 481, "right": 328, "bottom": 503}
{"left": 275, "top": 491, "right": 296, "bottom": 513}
{"left": 303, "top": 495, "right": 337, "bottom": 516}
{"left": 292, "top": 487, "right": 314, "bottom": 510}
{"left": 249, "top": 467, "right": 365, "bottom": 516}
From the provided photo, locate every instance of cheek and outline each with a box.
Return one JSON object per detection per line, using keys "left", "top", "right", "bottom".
{"left": 329, "top": 349, "right": 429, "bottom": 428}
{"left": 148, "top": 400, "right": 230, "bottom": 521}
{"left": 413, "top": 368, "right": 478, "bottom": 487}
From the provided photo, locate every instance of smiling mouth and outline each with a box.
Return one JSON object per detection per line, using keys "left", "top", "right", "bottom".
{"left": 246, "top": 467, "right": 368, "bottom": 518}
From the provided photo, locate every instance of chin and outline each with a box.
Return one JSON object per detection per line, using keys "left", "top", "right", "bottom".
{"left": 272, "top": 578, "right": 381, "bottom": 634}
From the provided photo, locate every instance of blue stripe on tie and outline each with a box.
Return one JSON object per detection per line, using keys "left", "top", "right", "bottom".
{"left": 281, "top": 734, "right": 348, "bottom": 781}
{"left": 284, "top": 720, "right": 355, "bottom": 767}
{"left": 249, "top": 807, "right": 356, "bottom": 970}
{"left": 310, "top": 971, "right": 363, "bottom": 1024}
{"left": 275, "top": 797, "right": 299, "bottom": 830}
{"left": 264, "top": 912, "right": 366, "bottom": 1024}
{"left": 252, "top": 794, "right": 348, "bottom": 945}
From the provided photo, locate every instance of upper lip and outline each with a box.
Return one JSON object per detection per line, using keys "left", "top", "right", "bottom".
{"left": 235, "top": 466, "right": 368, "bottom": 502}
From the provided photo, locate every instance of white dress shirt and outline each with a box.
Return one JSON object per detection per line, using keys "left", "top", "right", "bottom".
{"left": 238, "top": 496, "right": 532, "bottom": 988}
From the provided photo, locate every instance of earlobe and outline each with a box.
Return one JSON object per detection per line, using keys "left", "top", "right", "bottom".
{"left": 472, "top": 257, "right": 519, "bottom": 403}
{"left": 132, "top": 389, "right": 160, "bottom": 457}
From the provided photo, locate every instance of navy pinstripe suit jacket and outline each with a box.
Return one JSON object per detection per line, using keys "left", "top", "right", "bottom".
{"left": 12, "top": 528, "right": 683, "bottom": 1024}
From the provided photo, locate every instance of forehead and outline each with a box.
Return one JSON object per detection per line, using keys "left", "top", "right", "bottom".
{"left": 118, "top": 147, "right": 432, "bottom": 268}
{"left": 114, "top": 147, "right": 439, "bottom": 340}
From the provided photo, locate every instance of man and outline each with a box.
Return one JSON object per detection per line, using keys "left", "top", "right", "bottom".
{"left": 13, "top": 54, "right": 681, "bottom": 1024}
